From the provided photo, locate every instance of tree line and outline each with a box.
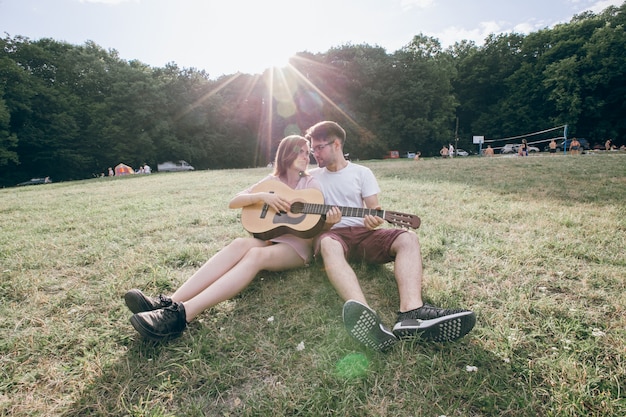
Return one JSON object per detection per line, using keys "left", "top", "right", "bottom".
{"left": 1, "top": 2, "right": 624, "bottom": 187}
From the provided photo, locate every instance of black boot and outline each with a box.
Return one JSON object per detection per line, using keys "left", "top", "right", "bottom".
{"left": 124, "top": 289, "right": 173, "bottom": 314}
{"left": 130, "top": 302, "right": 187, "bottom": 341}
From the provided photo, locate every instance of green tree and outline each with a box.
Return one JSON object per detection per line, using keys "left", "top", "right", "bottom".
{"left": 577, "top": 4, "right": 626, "bottom": 142}
{"left": 0, "top": 94, "right": 18, "bottom": 167}
{"left": 382, "top": 35, "right": 458, "bottom": 156}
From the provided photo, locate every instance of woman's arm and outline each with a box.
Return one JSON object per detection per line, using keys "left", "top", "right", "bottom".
{"left": 229, "top": 191, "right": 291, "bottom": 214}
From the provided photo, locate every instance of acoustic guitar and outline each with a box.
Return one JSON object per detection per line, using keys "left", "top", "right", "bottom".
{"left": 241, "top": 181, "right": 421, "bottom": 240}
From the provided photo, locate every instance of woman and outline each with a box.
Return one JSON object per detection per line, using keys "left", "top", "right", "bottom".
{"left": 124, "top": 135, "right": 321, "bottom": 341}
{"left": 518, "top": 139, "right": 528, "bottom": 156}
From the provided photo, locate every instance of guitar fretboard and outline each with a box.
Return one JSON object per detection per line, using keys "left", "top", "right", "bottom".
{"left": 301, "top": 203, "right": 384, "bottom": 219}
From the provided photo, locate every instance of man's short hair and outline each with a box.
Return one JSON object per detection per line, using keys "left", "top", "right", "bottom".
{"left": 305, "top": 121, "right": 346, "bottom": 145}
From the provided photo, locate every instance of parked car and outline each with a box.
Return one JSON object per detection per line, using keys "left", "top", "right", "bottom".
{"left": 157, "top": 160, "right": 195, "bottom": 172}
{"left": 17, "top": 177, "right": 51, "bottom": 186}
{"left": 501, "top": 144, "right": 540, "bottom": 154}
{"left": 544, "top": 138, "right": 590, "bottom": 152}
{"left": 454, "top": 149, "right": 469, "bottom": 157}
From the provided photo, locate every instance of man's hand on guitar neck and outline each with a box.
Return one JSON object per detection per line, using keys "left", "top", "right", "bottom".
{"left": 322, "top": 206, "right": 341, "bottom": 231}
{"left": 363, "top": 196, "right": 384, "bottom": 230}
{"left": 364, "top": 210, "right": 384, "bottom": 230}
{"left": 322, "top": 206, "right": 384, "bottom": 231}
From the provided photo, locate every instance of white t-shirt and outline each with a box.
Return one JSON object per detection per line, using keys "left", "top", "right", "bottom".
{"left": 310, "top": 162, "right": 380, "bottom": 228}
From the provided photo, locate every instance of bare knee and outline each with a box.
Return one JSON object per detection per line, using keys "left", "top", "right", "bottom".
{"left": 319, "top": 236, "right": 343, "bottom": 257}
{"left": 229, "top": 237, "right": 263, "bottom": 251}
{"left": 241, "top": 246, "right": 273, "bottom": 267}
{"left": 391, "top": 231, "right": 420, "bottom": 255}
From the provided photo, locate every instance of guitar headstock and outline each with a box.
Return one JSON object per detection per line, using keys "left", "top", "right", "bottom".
{"left": 384, "top": 211, "right": 421, "bottom": 229}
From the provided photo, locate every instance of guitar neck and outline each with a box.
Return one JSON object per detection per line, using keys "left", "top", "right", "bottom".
{"left": 301, "top": 203, "right": 384, "bottom": 219}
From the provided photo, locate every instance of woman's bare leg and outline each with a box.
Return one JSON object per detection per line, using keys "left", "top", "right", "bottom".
{"left": 183, "top": 243, "right": 304, "bottom": 321}
{"left": 171, "top": 237, "right": 268, "bottom": 302}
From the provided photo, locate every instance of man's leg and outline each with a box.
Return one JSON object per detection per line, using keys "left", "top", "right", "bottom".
{"left": 319, "top": 235, "right": 397, "bottom": 351}
{"left": 390, "top": 231, "right": 476, "bottom": 342}
{"left": 319, "top": 236, "right": 366, "bottom": 303}
{"left": 389, "top": 231, "right": 424, "bottom": 312}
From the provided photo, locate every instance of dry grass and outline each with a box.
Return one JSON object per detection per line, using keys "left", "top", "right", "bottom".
{"left": 1, "top": 153, "right": 625, "bottom": 416}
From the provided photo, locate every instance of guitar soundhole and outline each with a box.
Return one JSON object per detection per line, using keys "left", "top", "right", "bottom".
{"left": 290, "top": 202, "right": 304, "bottom": 213}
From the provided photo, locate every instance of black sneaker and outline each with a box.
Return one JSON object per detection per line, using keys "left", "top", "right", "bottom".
{"left": 130, "top": 302, "right": 187, "bottom": 341}
{"left": 124, "top": 289, "right": 173, "bottom": 314}
{"left": 342, "top": 300, "right": 398, "bottom": 352}
{"left": 392, "top": 304, "right": 476, "bottom": 342}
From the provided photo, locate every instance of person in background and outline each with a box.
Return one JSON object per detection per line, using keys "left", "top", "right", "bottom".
{"left": 570, "top": 138, "right": 581, "bottom": 155}
{"left": 124, "top": 135, "right": 321, "bottom": 341}
{"left": 549, "top": 139, "right": 557, "bottom": 155}
{"left": 440, "top": 146, "right": 449, "bottom": 158}
{"left": 518, "top": 139, "right": 528, "bottom": 156}
{"left": 484, "top": 145, "right": 494, "bottom": 157}
{"left": 306, "top": 121, "right": 475, "bottom": 351}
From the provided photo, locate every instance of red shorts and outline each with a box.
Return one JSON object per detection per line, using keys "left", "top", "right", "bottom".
{"left": 314, "top": 227, "right": 407, "bottom": 264}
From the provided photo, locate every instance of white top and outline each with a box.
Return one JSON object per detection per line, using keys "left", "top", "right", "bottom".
{"left": 310, "top": 162, "right": 380, "bottom": 228}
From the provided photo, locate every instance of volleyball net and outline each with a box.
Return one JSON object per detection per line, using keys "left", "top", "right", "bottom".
{"left": 482, "top": 125, "right": 567, "bottom": 152}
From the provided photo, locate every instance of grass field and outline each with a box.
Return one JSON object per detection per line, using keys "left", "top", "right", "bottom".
{"left": 1, "top": 153, "right": 625, "bottom": 416}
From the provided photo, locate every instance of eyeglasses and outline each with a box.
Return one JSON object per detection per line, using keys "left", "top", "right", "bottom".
{"left": 310, "top": 141, "right": 334, "bottom": 154}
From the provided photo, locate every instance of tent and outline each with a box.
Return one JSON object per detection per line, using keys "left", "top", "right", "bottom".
{"left": 114, "top": 163, "right": 134, "bottom": 176}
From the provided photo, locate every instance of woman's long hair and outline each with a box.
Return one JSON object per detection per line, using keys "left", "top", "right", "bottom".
{"left": 273, "top": 135, "right": 310, "bottom": 178}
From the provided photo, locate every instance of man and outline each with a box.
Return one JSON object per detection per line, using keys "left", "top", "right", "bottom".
{"left": 306, "top": 121, "right": 475, "bottom": 351}
{"left": 549, "top": 140, "right": 557, "bottom": 155}
{"left": 569, "top": 138, "right": 581, "bottom": 155}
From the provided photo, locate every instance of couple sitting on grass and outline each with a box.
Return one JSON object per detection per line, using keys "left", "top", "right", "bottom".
{"left": 124, "top": 121, "right": 475, "bottom": 351}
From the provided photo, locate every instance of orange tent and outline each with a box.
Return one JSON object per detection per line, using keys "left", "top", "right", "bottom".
{"left": 114, "top": 163, "right": 134, "bottom": 176}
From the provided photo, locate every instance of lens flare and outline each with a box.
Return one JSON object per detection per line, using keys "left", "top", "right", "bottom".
{"left": 335, "top": 353, "right": 369, "bottom": 379}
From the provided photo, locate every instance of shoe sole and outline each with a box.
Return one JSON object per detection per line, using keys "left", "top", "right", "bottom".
{"left": 392, "top": 311, "right": 476, "bottom": 342}
{"left": 342, "top": 300, "right": 398, "bottom": 352}
{"left": 129, "top": 315, "right": 182, "bottom": 342}
{"left": 124, "top": 289, "right": 152, "bottom": 314}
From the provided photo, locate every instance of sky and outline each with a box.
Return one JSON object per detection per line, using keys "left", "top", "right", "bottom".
{"left": 1, "top": 0, "right": 623, "bottom": 78}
